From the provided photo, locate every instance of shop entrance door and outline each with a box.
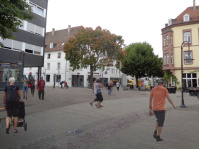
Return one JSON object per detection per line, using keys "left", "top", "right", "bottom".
{"left": 72, "top": 75, "right": 84, "bottom": 87}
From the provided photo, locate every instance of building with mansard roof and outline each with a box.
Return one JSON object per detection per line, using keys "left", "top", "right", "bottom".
{"left": 162, "top": 0, "right": 199, "bottom": 88}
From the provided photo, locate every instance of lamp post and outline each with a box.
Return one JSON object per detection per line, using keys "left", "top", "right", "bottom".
{"left": 180, "top": 41, "right": 186, "bottom": 108}
{"left": 17, "top": 50, "right": 25, "bottom": 89}
{"left": 180, "top": 41, "right": 194, "bottom": 108}
{"left": 17, "top": 51, "right": 25, "bottom": 75}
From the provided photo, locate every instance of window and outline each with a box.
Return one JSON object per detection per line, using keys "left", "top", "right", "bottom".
{"left": 57, "top": 63, "right": 60, "bottom": 70}
{"left": 183, "top": 14, "right": 190, "bottom": 22}
{"left": 168, "top": 18, "right": 172, "bottom": 26}
{"left": 166, "top": 35, "right": 169, "bottom": 45}
{"left": 58, "top": 53, "right": 61, "bottom": 58}
{"left": 170, "top": 36, "right": 173, "bottom": 45}
{"left": 29, "top": 2, "right": 36, "bottom": 13}
{"left": 47, "top": 63, "right": 50, "bottom": 70}
{"left": 47, "top": 54, "right": 50, "bottom": 59}
{"left": 167, "top": 54, "right": 169, "bottom": 64}
{"left": 184, "top": 32, "right": 191, "bottom": 43}
{"left": 29, "top": 2, "right": 45, "bottom": 17}
{"left": 37, "top": 7, "right": 44, "bottom": 16}
{"left": 183, "top": 73, "right": 197, "bottom": 87}
{"left": 46, "top": 75, "right": 50, "bottom": 82}
{"left": 171, "top": 55, "right": 173, "bottom": 64}
{"left": 56, "top": 75, "right": 61, "bottom": 82}
{"left": 164, "top": 54, "right": 166, "bottom": 65}
{"left": 184, "top": 51, "right": 193, "bottom": 64}
{"left": 163, "top": 37, "right": 166, "bottom": 46}
{"left": 50, "top": 43, "right": 54, "bottom": 49}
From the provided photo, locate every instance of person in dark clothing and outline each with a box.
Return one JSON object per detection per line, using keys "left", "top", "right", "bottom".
{"left": 29, "top": 77, "right": 35, "bottom": 96}
{"left": 60, "top": 81, "right": 65, "bottom": 89}
{"left": 3, "top": 77, "right": 21, "bottom": 134}
{"left": 37, "top": 76, "right": 45, "bottom": 100}
{"left": 107, "top": 83, "right": 112, "bottom": 96}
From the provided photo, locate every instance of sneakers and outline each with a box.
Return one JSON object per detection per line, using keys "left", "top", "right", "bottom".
{"left": 156, "top": 136, "right": 163, "bottom": 142}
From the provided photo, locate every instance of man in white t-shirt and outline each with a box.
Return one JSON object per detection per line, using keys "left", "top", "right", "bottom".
{"left": 89, "top": 79, "right": 103, "bottom": 108}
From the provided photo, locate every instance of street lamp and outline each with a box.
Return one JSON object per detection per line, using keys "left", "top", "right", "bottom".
{"left": 180, "top": 41, "right": 186, "bottom": 108}
{"left": 17, "top": 50, "right": 25, "bottom": 89}
{"left": 180, "top": 41, "right": 194, "bottom": 108}
{"left": 17, "top": 50, "right": 25, "bottom": 74}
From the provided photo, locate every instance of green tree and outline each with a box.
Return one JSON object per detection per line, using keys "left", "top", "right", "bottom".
{"left": 0, "top": 0, "right": 34, "bottom": 45}
{"left": 64, "top": 26, "right": 124, "bottom": 87}
{"left": 165, "top": 70, "right": 178, "bottom": 86}
{"left": 121, "top": 42, "right": 164, "bottom": 87}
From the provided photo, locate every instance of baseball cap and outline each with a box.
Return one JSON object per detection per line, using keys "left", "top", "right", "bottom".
{"left": 158, "top": 78, "right": 165, "bottom": 85}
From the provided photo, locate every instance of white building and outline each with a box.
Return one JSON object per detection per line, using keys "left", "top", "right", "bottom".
{"left": 24, "top": 26, "right": 131, "bottom": 87}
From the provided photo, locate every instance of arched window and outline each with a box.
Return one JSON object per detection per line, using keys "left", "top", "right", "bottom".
{"left": 183, "top": 14, "right": 190, "bottom": 22}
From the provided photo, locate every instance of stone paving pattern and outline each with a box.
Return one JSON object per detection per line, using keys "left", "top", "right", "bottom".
{"left": 0, "top": 86, "right": 199, "bottom": 149}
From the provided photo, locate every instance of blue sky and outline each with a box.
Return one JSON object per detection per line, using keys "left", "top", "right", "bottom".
{"left": 46, "top": 0, "right": 195, "bottom": 57}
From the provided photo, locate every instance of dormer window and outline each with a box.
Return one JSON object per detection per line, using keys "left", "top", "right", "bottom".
{"left": 50, "top": 43, "right": 54, "bottom": 49}
{"left": 168, "top": 18, "right": 172, "bottom": 26}
{"left": 183, "top": 14, "right": 190, "bottom": 22}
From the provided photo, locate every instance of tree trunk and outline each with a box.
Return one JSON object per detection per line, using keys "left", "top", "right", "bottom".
{"left": 89, "top": 65, "right": 94, "bottom": 89}
{"left": 136, "top": 76, "right": 139, "bottom": 88}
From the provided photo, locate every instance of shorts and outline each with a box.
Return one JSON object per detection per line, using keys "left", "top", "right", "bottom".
{"left": 6, "top": 102, "right": 18, "bottom": 117}
{"left": 96, "top": 93, "right": 103, "bottom": 102}
{"left": 154, "top": 110, "right": 166, "bottom": 127}
{"left": 117, "top": 87, "right": 119, "bottom": 90}
{"left": 23, "top": 86, "right": 28, "bottom": 92}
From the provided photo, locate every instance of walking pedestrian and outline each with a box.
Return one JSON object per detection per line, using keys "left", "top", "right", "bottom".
{"left": 3, "top": 77, "right": 21, "bottom": 134}
{"left": 22, "top": 75, "right": 28, "bottom": 99}
{"left": 107, "top": 83, "right": 112, "bottom": 96}
{"left": 37, "top": 76, "right": 45, "bottom": 100}
{"left": 149, "top": 79, "right": 176, "bottom": 142}
{"left": 95, "top": 79, "right": 103, "bottom": 108}
{"left": 90, "top": 80, "right": 97, "bottom": 106}
{"left": 29, "top": 77, "right": 35, "bottom": 96}
{"left": 116, "top": 81, "right": 120, "bottom": 92}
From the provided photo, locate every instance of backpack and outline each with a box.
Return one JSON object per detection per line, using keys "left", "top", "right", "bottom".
{"left": 6, "top": 85, "right": 19, "bottom": 102}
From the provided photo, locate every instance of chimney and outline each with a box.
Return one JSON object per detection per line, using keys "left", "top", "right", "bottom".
{"left": 68, "top": 25, "right": 71, "bottom": 34}
{"left": 193, "top": 0, "right": 196, "bottom": 11}
{"left": 52, "top": 28, "right": 55, "bottom": 36}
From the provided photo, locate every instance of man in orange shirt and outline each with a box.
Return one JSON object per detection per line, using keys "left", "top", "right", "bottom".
{"left": 149, "top": 79, "right": 176, "bottom": 142}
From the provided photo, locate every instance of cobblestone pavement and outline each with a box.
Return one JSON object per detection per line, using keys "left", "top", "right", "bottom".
{"left": 0, "top": 87, "right": 199, "bottom": 149}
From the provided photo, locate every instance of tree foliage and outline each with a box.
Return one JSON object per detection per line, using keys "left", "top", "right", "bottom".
{"left": 0, "top": 0, "right": 34, "bottom": 43}
{"left": 165, "top": 70, "right": 178, "bottom": 86}
{"left": 64, "top": 26, "right": 124, "bottom": 87}
{"left": 121, "top": 42, "right": 164, "bottom": 87}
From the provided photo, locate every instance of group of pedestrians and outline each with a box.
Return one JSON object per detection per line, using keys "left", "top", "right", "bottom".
{"left": 89, "top": 78, "right": 176, "bottom": 143}
{"left": 21, "top": 75, "right": 45, "bottom": 100}
{"left": 22, "top": 75, "right": 36, "bottom": 99}
{"left": 2, "top": 75, "right": 176, "bottom": 142}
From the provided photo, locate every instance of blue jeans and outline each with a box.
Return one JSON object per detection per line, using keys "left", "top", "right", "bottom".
{"left": 108, "top": 89, "right": 111, "bottom": 96}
